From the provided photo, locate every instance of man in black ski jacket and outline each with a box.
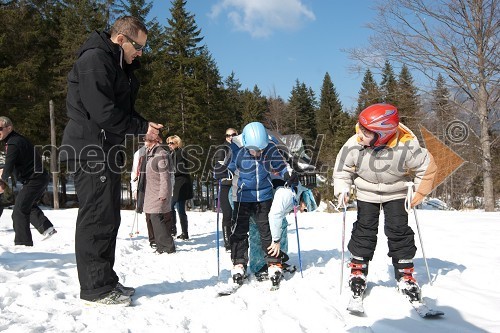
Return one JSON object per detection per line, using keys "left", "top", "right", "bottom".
{"left": 60, "top": 16, "right": 163, "bottom": 306}
{"left": 0, "top": 116, "right": 56, "bottom": 246}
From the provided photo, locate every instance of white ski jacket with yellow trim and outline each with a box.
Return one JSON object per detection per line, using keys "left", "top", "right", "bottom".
{"left": 333, "top": 123, "right": 437, "bottom": 204}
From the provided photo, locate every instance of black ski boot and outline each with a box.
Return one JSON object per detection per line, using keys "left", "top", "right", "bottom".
{"left": 254, "top": 265, "right": 269, "bottom": 281}
{"left": 269, "top": 263, "right": 283, "bottom": 289}
{"left": 394, "top": 259, "right": 421, "bottom": 302}
{"left": 396, "top": 267, "right": 421, "bottom": 302}
{"left": 231, "top": 264, "right": 246, "bottom": 285}
{"left": 348, "top": 258, "right": 368, "bottom": 297}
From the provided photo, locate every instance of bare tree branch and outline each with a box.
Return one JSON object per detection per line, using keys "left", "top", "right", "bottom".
{"left": 347, "top": 0, "right": 499, "bottom": 211}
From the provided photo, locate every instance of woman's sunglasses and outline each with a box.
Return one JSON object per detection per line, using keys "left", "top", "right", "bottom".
{"left": 225, "top": 133, "right": 237, "bottom": 138}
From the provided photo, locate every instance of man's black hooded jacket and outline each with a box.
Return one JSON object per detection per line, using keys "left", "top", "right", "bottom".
{"left": 61, "top": 31, "right": 148, "bottom": 163}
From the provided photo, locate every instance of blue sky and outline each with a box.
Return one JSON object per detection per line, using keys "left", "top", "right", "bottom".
{"left": 149, "top": 0, "right": 376, "bottom": 110}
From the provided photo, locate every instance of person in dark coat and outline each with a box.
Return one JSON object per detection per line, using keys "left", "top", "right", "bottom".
{"left": 0, "top": 116, "right": 57, "bottom": 246}
{"left": 213, "top": 128, "right": 238, "bottom": 251}
{"left": 167, "top": 135, "right": 193, "bottom": 240}
{"left": 60, "top": 16, "right": 163, "bottom": 306}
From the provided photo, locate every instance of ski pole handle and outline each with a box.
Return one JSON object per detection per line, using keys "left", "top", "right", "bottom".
{"left": 404, "top": 182, "right": 414, "bottom": 213}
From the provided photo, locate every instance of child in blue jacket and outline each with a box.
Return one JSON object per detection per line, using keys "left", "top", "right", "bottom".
{"left": 227, "top": 122, "right": 290, "bottom": 286}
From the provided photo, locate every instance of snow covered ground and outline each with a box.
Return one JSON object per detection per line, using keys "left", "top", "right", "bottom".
{"left": 0, "top": 204, "right": 499, "bottom": 332}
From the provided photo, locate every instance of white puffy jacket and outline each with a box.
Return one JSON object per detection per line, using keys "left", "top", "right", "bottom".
{"left": 333, "top": 124, "right": 437, "bottom": 203}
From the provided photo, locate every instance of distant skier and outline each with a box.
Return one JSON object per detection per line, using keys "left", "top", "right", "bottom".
{"left": 334, "top": 103, "right": 437, "bottom": 302}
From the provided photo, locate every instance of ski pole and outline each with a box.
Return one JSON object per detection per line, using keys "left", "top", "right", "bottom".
{"left": 340, "top": 204, "right": 346, "bottom": 295}
{"left": 129, "top": 211, "right": 138, "bottom": 238}
{"left": 216, "top": 180, "right": 222, "bottom": 279}
{"left": 292, "top": 192, "right": 304, "bottom": 278}
{"left": 338, "top": 190, "right": 348, "bottom": 295}
{"left": 412, "top": 209, "right": 432, "bottom": 286}
{"left": 405, "top": 182, "right": 433, "bottom": 286}
{"left": 135, "top": 212, "right": 139, "bottom": 236}
{"left": 330, "top": 188, "right": 348, "bottom": 295}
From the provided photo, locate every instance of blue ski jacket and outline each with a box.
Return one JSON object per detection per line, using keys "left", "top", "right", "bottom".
{"left": 228, "top": 134, "right": 289, "bottom": 203}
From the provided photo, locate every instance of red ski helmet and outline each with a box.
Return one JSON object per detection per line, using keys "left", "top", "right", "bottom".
{"left": 358, "top": 103, "right": 399, "bottom": 147}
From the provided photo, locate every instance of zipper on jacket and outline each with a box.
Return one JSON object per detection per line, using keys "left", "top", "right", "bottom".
{"left": 255, "top": 159, "right": 260, "bottom": 202}
{"left": 99, "top": 129, "right": 107, "bottom": 147}
{"left": 237, "top": 182, "right": 245, "bottom": 202}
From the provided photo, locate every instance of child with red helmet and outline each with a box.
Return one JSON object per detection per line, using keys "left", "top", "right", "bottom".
{"left": 333, "top": 103, "right": 437, "bottom": 302}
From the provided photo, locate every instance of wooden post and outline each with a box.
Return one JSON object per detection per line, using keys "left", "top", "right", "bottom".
{"left": 49, "top": 100, "right": 59, "bottom": 209}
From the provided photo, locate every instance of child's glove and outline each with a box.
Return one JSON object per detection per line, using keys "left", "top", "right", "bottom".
{"left": 337, "top": 188, "right": 350, "bottom": 208}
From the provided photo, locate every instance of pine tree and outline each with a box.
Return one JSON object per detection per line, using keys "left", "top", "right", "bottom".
{"left": 356, "top": 69, "right": 382, "bottom": 114}
{"left": 163, "top": 0, "right": 204, "bottom": 141}
{"left": 53, "top": 0, "right": 109, "bottom": 143}
{"left": 431, "top": 73, "right": 453, "bottom": 141}
{"left": 380, "top": 60, "right": 398, "bottom": 105}
{"left": 0, "top": 1, "right": 71, "bottom": 143}
{"left": 193, "top": 46, "right": 226, "bottom": 150}
{"left": 316, "top": 72, "right": 353, "bottom": 201}
{"left": 115, "top": 0, "right": 165, "bottom": 123}
{"left": 223, "top": 72, "right": 244, "bottom": 130}
{"left": 285, "top": 80, "right": 317, "bottom": 145}
{"left": 397, "top": 64, "right": 421, "bottom": 131}
{"left": 241, "top": 86, "right": 267, "bottom": 125}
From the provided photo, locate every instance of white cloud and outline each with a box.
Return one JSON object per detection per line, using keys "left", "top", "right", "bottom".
{"left": 209, "top": 0, "right": 315, "bottom": 38}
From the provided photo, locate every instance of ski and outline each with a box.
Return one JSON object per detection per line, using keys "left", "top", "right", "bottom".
{"left": 268, "top": 264, "right": 297, "bottom": 291}
{"left": 284, "top": 264, "right": 297, "bottom": 275}
{"left": 255, "top": 264, "right": 297, "bottom": 282}
{"left": 216, "top": 282, "right": 244, "bottom": 297}
{"left": 216, "top": 273, "right": 248, "bottom": 297}
{"left": 255, "top": 271, "right": 269, "bottom": 282}
{"left": 408, "top": 299, "right": 444, "bottom": 318}
{"left": 347, "top": 295, "right": 365, "bottom": 315}
{"left": 397, "top": 284, "right": 444, "bottom": 318}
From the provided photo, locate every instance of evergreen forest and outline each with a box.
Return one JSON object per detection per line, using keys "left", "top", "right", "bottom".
{"left": 1, "top": 0, "right": 498, "bottom": 210}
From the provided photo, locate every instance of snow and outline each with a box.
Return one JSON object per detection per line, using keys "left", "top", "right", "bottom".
{"left": 1, "top": 206, "right": 499, "bottom": 333}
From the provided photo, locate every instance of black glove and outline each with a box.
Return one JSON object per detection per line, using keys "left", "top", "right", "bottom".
{"left": 284, "top": 171, "right": 299, "bottom": 188}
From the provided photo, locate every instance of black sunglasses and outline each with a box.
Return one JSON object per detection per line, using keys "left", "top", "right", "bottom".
{"left": 225, "top": 133, "right": 237, "bottom": 138}
{"left": 121, "top": 33, "right": 144, "bottom": 51}
{"left": 167, "top": 142, "right": 175, "bottom": 145}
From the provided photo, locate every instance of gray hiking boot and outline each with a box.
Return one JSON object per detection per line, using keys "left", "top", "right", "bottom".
{"left": 115, "top": 282, "right": 135, "bottom": 296}
{"left": 89, "top": 290, "right": 131, "bottom": 306}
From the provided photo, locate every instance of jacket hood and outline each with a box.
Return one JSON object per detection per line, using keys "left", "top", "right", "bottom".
{"left": 77, "top": 31, "right": 116, "bottom": 57}
{"left": 77, "top": 31, "right": 141, "bottom": 70}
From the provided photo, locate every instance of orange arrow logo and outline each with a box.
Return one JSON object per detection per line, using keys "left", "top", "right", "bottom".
{"left": 419, "top": 125, "right": 465, "bottom": 191}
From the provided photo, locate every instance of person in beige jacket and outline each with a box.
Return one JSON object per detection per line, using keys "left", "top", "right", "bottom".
{"left": 334, "top": 103, "right": 437, "bottom": 302}
{"left": 141, "top": 135, "right": 175, "bottom": 254}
